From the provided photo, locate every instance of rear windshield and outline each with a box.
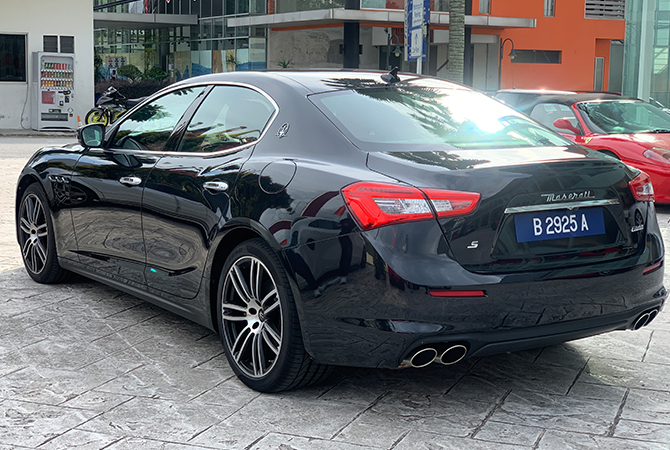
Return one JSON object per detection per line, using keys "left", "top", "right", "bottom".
{"left": 310, "top": 87, "right": 571, "bottom": 151}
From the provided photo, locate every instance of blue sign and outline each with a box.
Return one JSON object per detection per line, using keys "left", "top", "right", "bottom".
{"left": 405, "top": 0, "right": 430, "bottom": 61}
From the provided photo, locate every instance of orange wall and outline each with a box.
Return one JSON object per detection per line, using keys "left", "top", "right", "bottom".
{"left": 474, "top": 0, "right": 624, "bottom": 91}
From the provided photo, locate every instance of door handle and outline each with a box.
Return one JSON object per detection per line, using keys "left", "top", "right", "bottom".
{"left": 203, "top": 181, "right": 229, "bottom": 192}
{"left": 119, "top": 176, "right": 142, "bottom": 186}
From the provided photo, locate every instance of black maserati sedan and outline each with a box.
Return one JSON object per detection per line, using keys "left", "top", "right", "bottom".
{"left": 16, "top": 70, "right": 666, "bottom": 392}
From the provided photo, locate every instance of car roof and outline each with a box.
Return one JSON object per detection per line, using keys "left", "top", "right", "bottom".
{"left": 170, "top": 70, "right": 465, "bottom": 95}
{"left": 495, "top": 89, "right": 576, "bottom": 95}
{"left": 517, "top": 93, "right": 637, "bottom": 113}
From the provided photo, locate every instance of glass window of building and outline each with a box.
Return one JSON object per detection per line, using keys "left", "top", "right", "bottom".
{"left": 0, "top": 34, "right": 26, "bottom": 82}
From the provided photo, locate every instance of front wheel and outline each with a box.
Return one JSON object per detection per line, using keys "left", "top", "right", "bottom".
{"left": 17, "top": 184, "right": 70, "bottom": 283}
{"left": 85, "top": 108, "right": 109, "bottom": 126}
{"left": 217, "top": 238, "right": 331, "bottom": 392}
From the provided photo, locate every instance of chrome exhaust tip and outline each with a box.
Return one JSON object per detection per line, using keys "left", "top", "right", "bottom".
{"left": 438, "top": 344, "right": 468, "bottom": 365}
{"left": 632, "top": 308, "right": 660, "bottom": 330}
{"left": 401, "top": 347, "right": 438, "bottom": 368}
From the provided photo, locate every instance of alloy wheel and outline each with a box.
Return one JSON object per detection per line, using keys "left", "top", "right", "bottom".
{"left": 221, "top": 255, "right": 283, "bottom": 378}
{"left": 19, "top": 193, "right": 48, "bottom": 275}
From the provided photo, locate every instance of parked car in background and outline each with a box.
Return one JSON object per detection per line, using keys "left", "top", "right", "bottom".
{"left": 493, "top": 88, "right": 576, "bottom": 110}
{"left": 516, "top": 94, "right": 670, "bottom": 203}
{"left": 16, "top": 71, "right": 666, "bottom": 392}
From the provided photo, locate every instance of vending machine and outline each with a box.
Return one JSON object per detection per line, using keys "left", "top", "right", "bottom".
{"left": 32, "top": 52, "right": 77, "bottom": 130}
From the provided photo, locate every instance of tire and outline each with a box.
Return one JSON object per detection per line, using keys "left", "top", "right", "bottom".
{"left": 17, "top": 184, "right": 70, "bottom": 283}
{"left": 85, "top": 108, "right": 109, "bottom": 126}
{"left": 217, "top": 238, "right": 331, "bottom": 392}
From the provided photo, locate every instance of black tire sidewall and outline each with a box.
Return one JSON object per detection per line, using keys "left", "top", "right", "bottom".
{"left": 216, "top": 239, "right": 297, "bottom": 392}
{"left": 18, "top": 184, "right": 63, "bottom": 283}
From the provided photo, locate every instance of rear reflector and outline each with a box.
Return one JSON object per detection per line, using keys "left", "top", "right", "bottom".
{"left": 643, "top": 260, "right": 663, "bottom": 275}
{"left": 341, "top": 182, "right": 480, "bottom": 231}
{"left": 629, "top": 171, "right": 655, "bottom": 202}
{"left": 429, "top": 290, "right": 486, "bottom": 298}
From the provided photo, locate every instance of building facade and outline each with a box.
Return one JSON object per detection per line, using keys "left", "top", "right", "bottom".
{"left": 622, "top": 0, "right": 670, "bottom": 107}
{"left": 94, "top": 1, "right": 625, "bottom": 94}
{"left": 1, "top": 0, "right": 94, "bottom": 130}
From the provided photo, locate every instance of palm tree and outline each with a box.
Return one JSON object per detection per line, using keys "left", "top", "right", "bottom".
{"left": 447, "top": 0, "right": 465, "bottom": 84}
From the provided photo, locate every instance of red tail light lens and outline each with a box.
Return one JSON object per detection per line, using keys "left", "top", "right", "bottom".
{"left": 341, "top": 182, "right": 480, "bottom": 231}
{"left": 629, "top": 171, "right": 655, "bottom": 202}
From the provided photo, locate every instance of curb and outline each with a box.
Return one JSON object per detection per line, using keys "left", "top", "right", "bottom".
{"left": 0, "top": 129, "right": 76, "bottom": 138}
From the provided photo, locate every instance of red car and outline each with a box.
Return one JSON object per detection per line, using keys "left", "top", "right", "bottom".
{"left": 519, "top": 93, "right": 670, "bottom": 203}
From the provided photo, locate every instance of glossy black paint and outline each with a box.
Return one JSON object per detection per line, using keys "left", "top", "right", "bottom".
{"left": 16, "top": 71, "right": 667, "bottom": 371}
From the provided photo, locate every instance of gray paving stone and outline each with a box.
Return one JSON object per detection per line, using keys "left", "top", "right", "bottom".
{"left": 93, "top": 363, "right": 229, "bottom": 402}
{"left": 352, "top": 391, "right": 493, "bottom": 438}
{"left": 537, "top": 430, "right": 670, "bottom": 450}
{"left": 77, "top": 397, "right": 237, "bottom": 443}
{"left": 333, "top": 420, "right": 406, "bottom": 448}
{"left": 0, "top": 399, "right": 98, "bottom": 448}
{"left": 468, "top": 355, "right": 581, "bottom": 396}
{"left": 568, "top": 329, "right": 653, "bottom": 363}
{"left": 621, "top": 388, "right": 670, "bottom": 424}
{"left": 0, "top": 365, "right": 118, "bottom": 406}
{"left": 393, "top": 430, "right": 531, "bottom": 450}
{"left": 60, "top": 390, "right": 135, "bottom": 413}
{"left": 38, "top": 429, "right": 122, "bottom": 450}
{"left": 444, "top": 374, "right": 510, "bottom": 404}
{"left": 188, "top": 421, "right": 266, "bottom": 449}
{"left": 566, "top": 381, "right": 627, "bottom": 402}
{"left": 490, "top": 390, "right": 622, "bottom": 435}
{"left": 473, "top": 421, "right": 543, "bottom": 447}
{"left": 578, "top": 357, "right": 670, "bottom": 391}
{"left": 644, "top": 330, "right": 670, "bottom": 365}
{"left": 613, "top": 419, "right": 670, "bottom": 444}
{"left": 249, "top": 433, "right": 380, "bottom": 450}
{"left": 106, "top": 436, "right": 218, "bottom": 449}
{"left": 221, "top": 396, "right": 367, "bottom": 440}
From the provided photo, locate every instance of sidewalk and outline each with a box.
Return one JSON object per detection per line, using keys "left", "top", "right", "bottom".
{"left": 0, "top": 128, "right": 76, "bottom": 138}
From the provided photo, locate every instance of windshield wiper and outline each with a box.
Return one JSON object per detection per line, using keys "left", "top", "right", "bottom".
{"left": 641, "top": 128, "right": 670, "bottom": 133}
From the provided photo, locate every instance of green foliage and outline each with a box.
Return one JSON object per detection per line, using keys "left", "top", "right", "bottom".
{"left": 95, "top": 79, "right": 170, "bottom": 99}
{"left": 117, "top": 64, "right": 143, "bottom": 81}
{"left": 277, "top": 58, "right": 293, "bottom": 69}
{"left": 94, "top": 48, "right": 104, "bottom": 83}
{"left": 144, "top": 66, "right": 168, "bottom": 81}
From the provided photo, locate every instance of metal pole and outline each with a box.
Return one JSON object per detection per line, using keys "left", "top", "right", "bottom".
{"left": 386, "top": 29, "right": 391, "bottom": 70}
{"left": 497, "top": 38, "right": 505, "bottom": 90}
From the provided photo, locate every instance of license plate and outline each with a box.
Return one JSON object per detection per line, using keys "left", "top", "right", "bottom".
{"left": 514, "top": 208, "right": 605, "bottom": 243}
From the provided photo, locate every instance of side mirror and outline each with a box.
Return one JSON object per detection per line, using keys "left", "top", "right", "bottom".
{"left": 553, "top": 118, "right": 582, "bottom": 135}
{"left": 77, "top": 123, "right": 105, "bottom": 148}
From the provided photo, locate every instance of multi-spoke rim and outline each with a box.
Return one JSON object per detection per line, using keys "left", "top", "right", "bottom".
{"left": 19, "top": 193, "right": 48, "bottom": 275}
{"left": 222, "top": 255, "right": 283, "bottom": 378}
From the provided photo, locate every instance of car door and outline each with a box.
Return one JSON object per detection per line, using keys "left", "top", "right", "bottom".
{"left": 69, "top": 86, "right": 205, "bottom": 286}
{"left": 141, "top": 84, "right": 277, "bottom": 300}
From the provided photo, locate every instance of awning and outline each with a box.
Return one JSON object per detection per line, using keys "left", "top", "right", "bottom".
{"left": 94, "top": 12, "right": 198, "bottom": 30}
{"left": 226, "top": 8, "right": 536, "bottom": 29}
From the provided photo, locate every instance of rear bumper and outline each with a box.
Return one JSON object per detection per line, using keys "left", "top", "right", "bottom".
{"left": 285, "top": 219, "right": 666, "bottom": 369}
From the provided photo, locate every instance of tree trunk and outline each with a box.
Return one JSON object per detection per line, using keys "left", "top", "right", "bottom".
{"left": 447, "top": 0, "right": 465, "bottom": 83}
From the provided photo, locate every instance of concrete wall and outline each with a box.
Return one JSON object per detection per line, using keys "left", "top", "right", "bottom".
{"left": 1, "top": 0, "right": 94, "bottom": 130}
{"left": 268, "top": 26, "right": 378, "bottom": 70}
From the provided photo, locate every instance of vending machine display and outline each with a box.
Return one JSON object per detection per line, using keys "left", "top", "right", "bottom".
{"left": 33, "top": 52, "right": 77, "bottom": 130}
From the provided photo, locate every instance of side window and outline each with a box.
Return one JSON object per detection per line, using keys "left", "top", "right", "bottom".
{"left": 530, "top": 103, "right": 581, "bottom": 135}
{"left": 178, "top": 85, "right": 275, "bottom": 153}
{"left": 112, "top": 87, "right": 204, "bottom": 151}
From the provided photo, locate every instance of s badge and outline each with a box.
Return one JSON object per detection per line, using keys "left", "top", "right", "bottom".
{"left": 467, "top": 241, "right": 479, "bottom": 249}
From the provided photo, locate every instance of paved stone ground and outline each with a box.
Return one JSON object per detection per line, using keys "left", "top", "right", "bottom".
{"left": 1, "top": 136, "right": 670, "bottom": 449}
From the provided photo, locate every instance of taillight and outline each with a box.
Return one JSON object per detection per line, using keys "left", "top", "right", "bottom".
{"left": 341, "top": 182, "right": 480, "bottom": 231}
{"left": 629, "top": 171, "right": 655, "bottom": 202}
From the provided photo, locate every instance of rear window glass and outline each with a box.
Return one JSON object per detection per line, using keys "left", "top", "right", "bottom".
{"left": 310, "top": 87, "right": 570, "bottom": 151}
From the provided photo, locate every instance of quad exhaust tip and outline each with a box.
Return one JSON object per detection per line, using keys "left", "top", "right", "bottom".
{"left": 401, "top": 343, "right": 469, "bottom": 368}
{"left": 632, "top": 308, "right": 660, "bottom": 330}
